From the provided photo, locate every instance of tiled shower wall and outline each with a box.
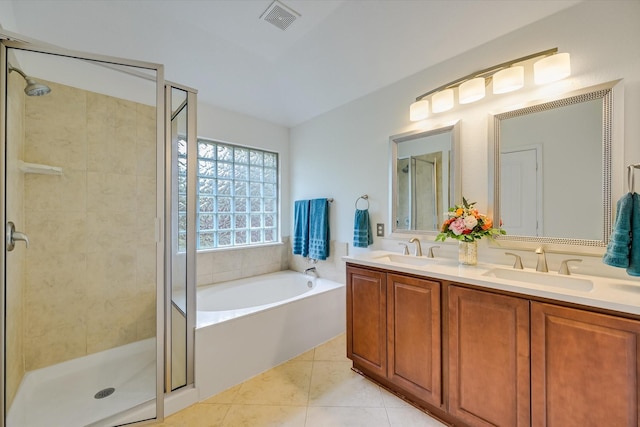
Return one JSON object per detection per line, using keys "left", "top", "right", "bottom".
{"left": 6, "top": 71, "right": 27, "bottom": 409}
{"left": 21, "top": 80, "right": 157, "bottom": 371}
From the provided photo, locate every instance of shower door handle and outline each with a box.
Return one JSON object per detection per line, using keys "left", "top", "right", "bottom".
{"left": 6, "top": 221, "right": 30, "bottom": 251}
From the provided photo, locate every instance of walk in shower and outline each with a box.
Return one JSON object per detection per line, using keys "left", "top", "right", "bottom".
{"left": 0, "top": 39, "right": 167, "bottom": 426}
{"left": 396, "top": 153, "right": 443, "bottom": 231}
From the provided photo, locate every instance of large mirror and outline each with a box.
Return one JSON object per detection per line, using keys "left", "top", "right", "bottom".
{"left": 391, "top": 121, "right": 460, "bottom": 235}
{"left": 489, "top": 81, "right": 617, "bottom": 250}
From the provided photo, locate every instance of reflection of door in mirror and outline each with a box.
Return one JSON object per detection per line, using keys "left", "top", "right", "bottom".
{"left": 500, "top": 146, "right": 542, "bottom": 236}
{"left": 414, "top": 155, "right": 440, "bottom": 230}
{"left": 489, "top": 82, "right": 617, "bottom": 247}
{"left": 497, "top": 95, "right": 604, "bottom": 242}
{"left": 392, "top": 121, "right": 459, "bottom": 235}
{"left": 397, "top": 154, "right": 441, "bottom": 230}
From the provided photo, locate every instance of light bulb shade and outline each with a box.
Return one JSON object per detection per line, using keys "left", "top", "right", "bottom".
{"left": 409, "top": 99, "right": 429, "bottom": 121}
{"left": 534, "top": 52, "right": 571, "bottom": 85}
{"left": 458, "top": 77, "right": 485, "bottom": 104}
{"left": 493, "top": 66, "right": 524, "bottom": 94}
{"left": 431, "top": 89, "right": 454, "bottom": 113}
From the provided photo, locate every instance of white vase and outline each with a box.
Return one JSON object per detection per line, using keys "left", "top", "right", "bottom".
{"left": 458, "top": 240, "right": 478, "bottom": 265}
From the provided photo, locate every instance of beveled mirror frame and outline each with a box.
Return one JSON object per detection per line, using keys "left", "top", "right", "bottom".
{"left": 390, "top": 120, "right": 461, "bottom": 237}
{"left": 488, "top": 80, "right": 620, "bottom": 254}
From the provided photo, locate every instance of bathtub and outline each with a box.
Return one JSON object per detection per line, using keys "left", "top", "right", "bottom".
{"left": 195, "top": 270, "right": 346, "bottom": 400}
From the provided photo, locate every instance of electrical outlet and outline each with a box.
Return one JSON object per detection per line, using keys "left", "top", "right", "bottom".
{"left": 376, "top": 223, "right": 384, "bottom": 237}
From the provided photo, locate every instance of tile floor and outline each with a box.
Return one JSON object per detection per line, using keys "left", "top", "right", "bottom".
{"left": 158, "top": 334, "right": 448, "bottom": 427}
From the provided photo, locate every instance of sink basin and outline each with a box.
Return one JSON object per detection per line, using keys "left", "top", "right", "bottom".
{"left": 372, "top": 254, "right": 435, "bottom": 267}
{"left": 482, "top": 268, "right": 594, "bottom": 292}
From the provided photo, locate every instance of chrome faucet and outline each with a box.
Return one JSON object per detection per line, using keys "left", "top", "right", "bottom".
{"left": 558, "top": 259, "right": 582, "bottom": 275}
{"left": 304, "top": 267, "right": 318, "bottom": 277}
{"left": 505, "top": 252, "right": 524, "bottom": 269}
{"left": 408, "top": 237, "right": 422, "bottom": 256}
{"left": 535, "top": 246, "right": 548, "bottom": 272}
{"left": 427, "top": 245, "right": 440, "bottom": 258}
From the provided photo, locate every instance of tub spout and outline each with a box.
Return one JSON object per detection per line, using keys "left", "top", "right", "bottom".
{"left": 304, "top": 267, "right": 318, "bottom": 277}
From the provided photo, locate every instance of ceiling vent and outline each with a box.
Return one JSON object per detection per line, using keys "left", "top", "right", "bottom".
{"left": 260, "top": 0, "right": 300, "bottom": 31}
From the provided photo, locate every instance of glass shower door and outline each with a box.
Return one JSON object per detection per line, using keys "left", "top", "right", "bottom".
{"left": 1, "top": 40, "right": 164, "bottom": 426}
{"left": 165, "top": 84, "right": 196, "bottom": 393}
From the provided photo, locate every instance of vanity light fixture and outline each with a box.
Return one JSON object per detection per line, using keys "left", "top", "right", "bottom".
{"left": 409, "top": 48, "right": 571, "bottom": 121}
{"left": 534, "top": 52, "right": 571, "bottom": 85}
{"left": 492, "top": 66, "right": 524, "bottom": 94}
{"left": 431, "top": 88, "right": 454, "bottom": 113}
{"left": 458, "top": 77, "right": 486, "bottom": 104}
{"left": 409, "top": 99, "right": 430, "bottom": 121}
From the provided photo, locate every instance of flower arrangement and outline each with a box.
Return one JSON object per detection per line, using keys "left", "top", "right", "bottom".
{"left": 436, "top": 197, "right": 505, "bottom": 242}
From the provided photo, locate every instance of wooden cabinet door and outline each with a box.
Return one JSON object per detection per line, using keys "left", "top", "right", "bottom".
{"left": 449, "top": 285, "right": 530, "bottom": 427}
{"left": 531, "top": 302, "right": 640, "bottom": 427}
{"left": 387, "top": 273, "right": 441, "bottom": 406}
{"left": 346, "top": 265, "right": 387, "bottom": 377}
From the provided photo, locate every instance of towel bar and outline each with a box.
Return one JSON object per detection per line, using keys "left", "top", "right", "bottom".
{"left": 628, "top": 164, "right": 640, "bottom": 193}
{"left": 355, "top": 194, "right": 369, "bottom": 209}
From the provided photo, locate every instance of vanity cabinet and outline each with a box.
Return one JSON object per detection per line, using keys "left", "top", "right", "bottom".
{"left": 448, "top": 286, "right": 530, "bottom": 427}
{"left": 530, "top": 302, "right": 640, "bottom": 427}
{"left": 387, "top": 273, "right": 441, "bottom": 405}
{"left": 346, "top": 265, "right": 442, "bottom": 406}
{"left": 346, "top": 266, "right": 387, "bottom": 377}
{"left": 347, "top": 263, "right": 640, "bottom": 427}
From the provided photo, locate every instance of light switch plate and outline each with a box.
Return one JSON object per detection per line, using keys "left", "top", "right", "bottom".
{"left": 376, "top": 223, "right": 384, "bottom": 237}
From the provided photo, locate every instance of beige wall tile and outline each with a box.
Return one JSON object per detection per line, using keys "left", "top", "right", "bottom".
{"left": 5, "top": 72, "right": 26, "bottom": 407}
{"left": 24, "top": 322, "right": 87, "bottom": 370}
{"left": 25, "top": 170, "right": 86, "bottom": 213}
{"left": 86, "top": 171, "right": 137, "bottom": 214}
{"left": 20, "top": 82, "right": 159, "bottom": 371}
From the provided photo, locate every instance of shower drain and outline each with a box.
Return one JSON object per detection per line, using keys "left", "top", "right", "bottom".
{"left": 94, "top": 387, "right": 115, "bottom": 399}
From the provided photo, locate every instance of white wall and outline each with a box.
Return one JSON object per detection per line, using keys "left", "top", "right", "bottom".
{"left": 197, "top": 103, "right": 291, "bottom": 237}
{"left": 289, "top": 1, "right": 640, "bottom": 255}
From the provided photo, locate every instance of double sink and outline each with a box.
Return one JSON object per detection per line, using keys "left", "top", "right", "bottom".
{"left": 370, "top": 252, "right": 596, "bottom": 292}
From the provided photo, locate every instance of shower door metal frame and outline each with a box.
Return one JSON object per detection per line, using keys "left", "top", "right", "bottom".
{"left": 164, "top": 82, "right": 197, "bottom": 393}
{"left": 0, "top": 37, "right": 166, "bottom": 426}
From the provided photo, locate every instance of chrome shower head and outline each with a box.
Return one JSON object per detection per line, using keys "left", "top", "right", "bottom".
{"left": 8, "top": 66, "right": 51, "bottom": 96}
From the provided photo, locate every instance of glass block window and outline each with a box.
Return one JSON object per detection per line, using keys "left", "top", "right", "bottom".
{"left": 177, "top": 137, "right": 188, "bottom": 252}
{"left": 194, "top": 138, "right": 279, "bottom": 249}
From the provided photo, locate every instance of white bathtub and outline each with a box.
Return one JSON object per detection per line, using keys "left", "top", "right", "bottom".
{"left": 195, "top": 270, "right": 346, "bottom": 400}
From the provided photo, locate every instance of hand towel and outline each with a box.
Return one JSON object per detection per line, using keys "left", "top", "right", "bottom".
{"left": 353, "top": 209, "right": 373, "bottom": 248}
{"left": 293, "top": 200, "right": 310, "bottom": 257}
{"left": 603, "top": 193, "right": 633, "bottom": 268}
{"left": 627, "top": 193, "right": 640, "bottom": 276}
{"left": 309, "top": 198, "right": 330, "bottom": 260}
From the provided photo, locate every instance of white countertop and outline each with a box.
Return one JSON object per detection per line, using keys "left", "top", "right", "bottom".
{"left": 343, "top": 250, "right": 640, "bottom": 317}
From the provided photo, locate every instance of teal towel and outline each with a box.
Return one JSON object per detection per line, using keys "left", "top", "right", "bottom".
{"left": 293, "top": 200, "right": 310, "bottom": 257}
{"left": 603, "top": 193, "right": 633, "bottom": 268}
{"left": 353, "top": 209, "right": 373, "bottom": 248}
{"left": 309, "top": 198, "right": 330, "bottom": 260}
{"left": 627, "top": 193, "right": 640, "bottom": 276}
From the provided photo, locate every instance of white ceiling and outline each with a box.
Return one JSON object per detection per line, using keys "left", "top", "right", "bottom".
{"left": 5, "top": 0, "right": 581, "bottom": 127}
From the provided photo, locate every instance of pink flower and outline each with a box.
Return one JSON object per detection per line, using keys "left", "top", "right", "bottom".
{"left": 449, "top": 217, "right": 466, "bottom": 235}
{"left": 463, "top": 215, "right": 478, "bottom": 229}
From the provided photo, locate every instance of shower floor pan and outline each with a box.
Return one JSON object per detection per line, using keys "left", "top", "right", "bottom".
{"left": 7, "top": 338, "right": 157, "bottom": 427}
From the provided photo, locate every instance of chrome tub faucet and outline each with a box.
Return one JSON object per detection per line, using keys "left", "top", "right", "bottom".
{"left": 304, "top": 266, "right": 318, "bottom": 277}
